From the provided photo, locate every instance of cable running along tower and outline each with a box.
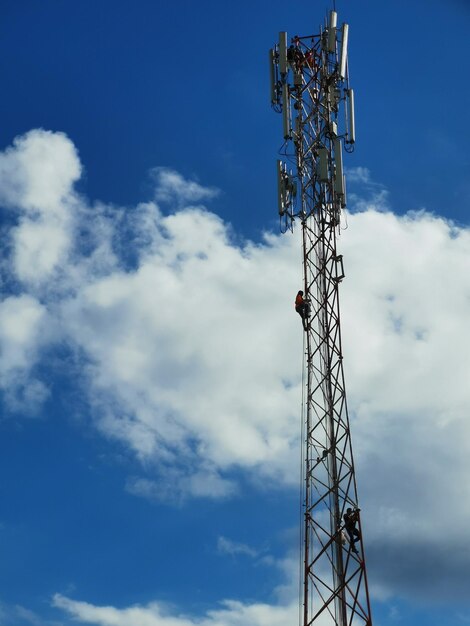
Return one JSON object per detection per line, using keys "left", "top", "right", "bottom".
{"left": 270, "top": 10, "right": 373, "bottom": 626}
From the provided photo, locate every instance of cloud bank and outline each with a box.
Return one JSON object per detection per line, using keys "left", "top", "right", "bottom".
{"left": 53, "top": 594, "right": 301, "bottom": 626}
{"left": 1, "top": 131, "right": 470, "bottom": 618}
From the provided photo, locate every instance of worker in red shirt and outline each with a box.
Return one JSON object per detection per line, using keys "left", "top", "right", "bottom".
{"left": 295, "top": 290, "right": 309, "bottom": 330}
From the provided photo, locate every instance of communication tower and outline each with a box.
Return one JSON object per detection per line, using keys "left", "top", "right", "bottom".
{"left": 270, "top": 10, "right": 373, "bottom": 626}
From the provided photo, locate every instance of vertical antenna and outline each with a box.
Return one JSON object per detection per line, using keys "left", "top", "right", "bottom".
{"left": 277, "top": 159, "right": 284, "bottom": 215}
{"left": 327, "top": 11, "right": 337, "bottom": 53}
{"left": 270, "top": 9, "right": 373, "bottom": 626}
{"left": 279, "top": 31, "right": 288, "bottom": 74}
{"left": 346, "top": 88, "right": 356, "bottom": 143}
{"left": 339, "top": 23, "right": 349, "bottom": 78}
{"left": 269, "top": 49, "right": 276, "bottom": 105}
{"left": 334, "top": 137, "right": 344, "bottom": 196}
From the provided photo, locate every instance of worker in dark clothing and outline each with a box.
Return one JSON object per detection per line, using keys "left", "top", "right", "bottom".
{"left": 344, "top": 508, "right": 361, "bottom": 554}
{"left": 287, "top": 42, "right": 304, "bottom": 70}
{"left": 295, "top": 290, "right": 309, "bottom": 331}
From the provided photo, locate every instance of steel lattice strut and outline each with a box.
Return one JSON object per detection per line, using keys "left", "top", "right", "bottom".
{"left": 270, "top": 10, "right": 373, "bottom": 626}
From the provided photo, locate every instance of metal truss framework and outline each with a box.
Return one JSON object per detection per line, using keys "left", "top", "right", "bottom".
{"left": 271, "top": 12, "right": 373, "bottom": 626}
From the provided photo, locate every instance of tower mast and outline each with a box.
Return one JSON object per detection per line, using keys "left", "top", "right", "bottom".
{"left": 270, "top": 10, "right": 373, "bottom": 626}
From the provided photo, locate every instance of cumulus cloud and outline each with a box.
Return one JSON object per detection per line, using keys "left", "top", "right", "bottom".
{"left": 49, "top": 198, "right": 302, "bottom": 500}
{"left": 337, "top": 208, "right": 470, "bottom": 600}
{"left": 151, "top": 167, "right": 219, "bottom": 205}
{"left": 0, "top": 601, "right": 61, "bottom": 626}
{"left": 345, "top": 166, "right": 372, "bottom": 184}
{"left": 1, "top": 129, "right": 470, "bottom": 605}
{"left": 217, "top": 536, "right": 258, "bottom": 558}
{"left": 0, "top": 129, "right": 81, "bottom": 213}
{"left": 52, "top": 593, "right": 319, "bottom": 626}
{"left": 345, "top": 166, "right": 389, "bottom": 212}
{"left": 125, "top": 468, "right": 237, "bottom": 505}
{"left": 51, "top": 552, "right": 311, "bottom": 626}
{"left": 0, "top": 294, "right": 50, "bottom": 411}
{"left": 0, "top": 129, "right": 82, "bottom": 285}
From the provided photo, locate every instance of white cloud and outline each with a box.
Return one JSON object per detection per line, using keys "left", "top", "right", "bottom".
{"left": 0, "top": 601, "right": 62, "bottom": 626}
{"left": 0, "top": 129, "right": 82, "bottom": 285}
{"left": 217, "top": 536, "right": 258, "bottom": 558}
{"left": 57, "top": 198, "right": 470, "bottom": 599}
{"left": 53, "top": 593, "right": 326, "bottom": 626}
{"left": 2, "top": 130, "right": 470, "bottom": 603}
{"left": 345, "top": 166, "right": 372, "bottom": 184}
{"left": 57, "top": 203, "right": 302, "bottom": 495}
{"left": 51, "top": 549, "right": 312, "bottom": 626}
{"left": 338, "top": 208, "right": 470, "bottom": 600}
{"left": 345, "top": 166, "right": 389, "bottom": 212}
{"left": 12, "top": 217, "right": 72, "bottom": 284}
{"left": 151, "top": 167, "right": 219, "bottom": 205}
{"left": 14, "top": 604, "right": 51, "bottom": 625}
{"left": 0, "top": 294, "right": 50, "bottom": 411}
{"left": 0, "top": 129, "right": 81, "bottom": 213}
{"left": 126, "top": 469, "right": 237, "bottom": 505}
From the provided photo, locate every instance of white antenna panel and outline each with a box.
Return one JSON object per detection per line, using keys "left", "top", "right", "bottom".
{"left": 334, "top": 138, "right": 344, "bottom": 195}
{"left": 339, "top": 23, "right": 349, "bottom": 79}
{"left": 279, "top": 32, "right": 288, "bottom": 74}
{"left": 327, "top": 11, "right": 337, "bottom": 53}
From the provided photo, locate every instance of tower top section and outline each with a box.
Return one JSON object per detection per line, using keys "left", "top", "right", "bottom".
{"left": 269, "top": 10, "right": 355, "bottom": 232}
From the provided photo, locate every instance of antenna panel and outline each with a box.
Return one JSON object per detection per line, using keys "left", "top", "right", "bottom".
{"left": 277, "top": 160, "right": 285, "bottom": 215}
{"left": 279, "top": 32, "right": 288, "bottom": 74}
{"left": 347, "top": 88, "right": 356, "bottom": 143}
{"left": 334, "top": 138, "right": 344, "bottom": 195}
{"left": 339, "top": 23, "right": 349, "bottom": 79}
{"left": 341, "top": 174, "right": 347, "bottom": 208}
{"left": 327, "top": 10, "right": 337, "bottom": 53}
{"left": 269, "top": 49, "right": 276, "bottom": 105}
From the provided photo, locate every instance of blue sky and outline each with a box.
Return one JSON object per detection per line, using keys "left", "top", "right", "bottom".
{"left": 0, "top": 1, "right": 470, "bottom": 626}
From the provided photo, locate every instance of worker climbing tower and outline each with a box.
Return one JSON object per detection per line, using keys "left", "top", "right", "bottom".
{"left": 270, "top": 10, "right": 373, "bottom": 626}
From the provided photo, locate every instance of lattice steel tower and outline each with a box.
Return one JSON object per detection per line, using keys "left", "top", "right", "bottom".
{"left": 270, "top": 9, "right": 373, "bottom": 626}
